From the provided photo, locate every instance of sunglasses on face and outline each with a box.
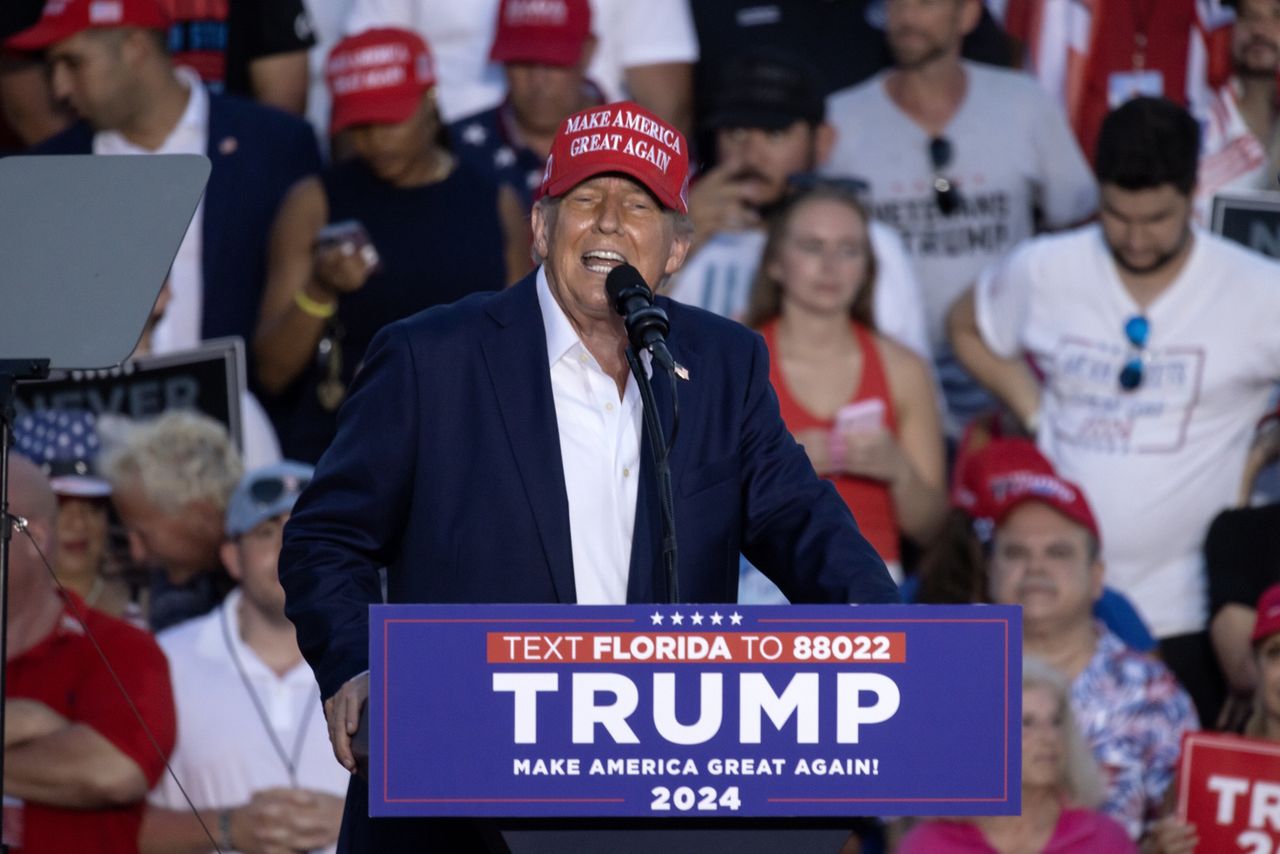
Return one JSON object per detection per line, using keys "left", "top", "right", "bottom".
{"left": 928, "top": 136, "right": 960, "bottom": 216}
{"left": 248, "top": 474, "right": 311, "bottom": 506}
{"left": 1118, "top": 314, "right": 1150, "bottom": 391}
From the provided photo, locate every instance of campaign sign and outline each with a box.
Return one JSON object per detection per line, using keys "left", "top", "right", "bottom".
{"left": 14, "top": 338, "right": 245, "bottom": 450}
{"left": 1177, "top": 732, "right": 1280, "bottom": 852}
{"left": 370, "top": 604, "right": 1021, "bottom": 818}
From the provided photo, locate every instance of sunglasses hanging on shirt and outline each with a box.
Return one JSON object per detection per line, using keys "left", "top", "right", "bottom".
{"left": 928, "top": 136, "right": 960, "bottom": 216}
{"left": 1118, "top": 314, "right": 1151, "bottom": 391}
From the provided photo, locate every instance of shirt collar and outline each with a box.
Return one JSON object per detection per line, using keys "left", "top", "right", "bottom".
{"left": 537, "top": 265, "right": 586, "bottom": 367}
{"left": 170, "top": 66, "right": 210, "bottom": 138}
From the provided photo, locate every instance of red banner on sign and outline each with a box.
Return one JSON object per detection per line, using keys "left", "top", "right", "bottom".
{"left": 1176, "top": 731, "right": 1280, "bottom": 852}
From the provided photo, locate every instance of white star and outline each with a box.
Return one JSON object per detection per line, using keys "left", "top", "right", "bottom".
{"left": 650, "top": 611, "right": 664, "bottom": 626}
{"left": 690, "top": 612, "right": 704, "bottom": 625}
{"left": 462, "top": 122, "right": 487, "bottom": 146}
{"left": 670, "top": 612, "right": 684, "bottom": 626}
{"left": 729, "top": 612, "right": 743, "bottom": 626}
{"left": 494, "top": 146, "right": 516, "bottom": 168}
{"left": 710, "top": 612, "right": 723, "bottom": 626}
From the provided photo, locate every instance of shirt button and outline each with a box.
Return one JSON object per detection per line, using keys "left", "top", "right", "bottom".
{"left": 623, "top": 467, "right": 631, "bottom": 478}
{"left": 578, "top": 354, "right": 589, "bottom": 364}
{"left": 605, "top": 402, "right": 614, "bottom": 412}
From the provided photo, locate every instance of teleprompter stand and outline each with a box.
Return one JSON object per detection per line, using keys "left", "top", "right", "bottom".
{"left": 0, "top": 154, "right": 209, "bottom": 852}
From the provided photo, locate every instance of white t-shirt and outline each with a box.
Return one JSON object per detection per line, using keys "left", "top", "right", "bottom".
{"left": 537, "top": 266, "right": 642, "bottom": 604}
{"left": 150, "top": 590, "right": 349, "bottom": 853}
{"left": 665, "top": 223, "right": 934, "bottom": 364}
{"left": 344, "top": 0, "right": 699, "bottom": 122}
{"left": 94, "top": 67, "right": 208, "bottom": 355}
{"left": 824, "top": 62, "right": 1098, "bottom": 429}
{"left": 976, "top": 224, "right": 1280, "bottom": 638}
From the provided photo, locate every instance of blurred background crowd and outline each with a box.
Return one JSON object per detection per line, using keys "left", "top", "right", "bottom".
{"left": 3, "top": 0, "right": 1280, "bottom": 851}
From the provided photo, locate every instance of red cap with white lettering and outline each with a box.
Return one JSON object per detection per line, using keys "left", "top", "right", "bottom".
{"left": 6, "top": 0, "right": 169, "bottom": 52}
{"left": 490, "top": 0, "right": 592, "bottom": 67}
{"left": 539, "top": 101, "right": 690, "bottom": 213}
{"left": 951, "top": 436, "right": 1100, "bottom": 542}
{"left": 1253, "top": 583, "right": 1280, "bottom": 645}
{"left": 326, "top": 28, "right": 436, "bottom": 135}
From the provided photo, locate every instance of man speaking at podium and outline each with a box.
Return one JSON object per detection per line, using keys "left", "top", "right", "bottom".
{"left": 279, "top": 100, "right": 898, "bottom": 853}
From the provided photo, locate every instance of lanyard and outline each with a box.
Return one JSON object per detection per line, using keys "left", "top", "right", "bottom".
{"left": 219, "top": 604, "right": 317, "bottom": 789}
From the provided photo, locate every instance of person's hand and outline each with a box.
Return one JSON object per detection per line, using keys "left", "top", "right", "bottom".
{"left": 1144, "top": 816, "right": 1198, "bottom": 854}
{"left": 324, "top": 671, "right": 369, "bottom": 772}
{"left": 687, "top": 158, "right": 761, "bottom": 240}
{"left": 227, "top": 788, "right": 345, "bottom": 854}
{"left": 837, "top": 427, "right": 907, "bottom": 484}
{"left": 312, "top": 239, "right": 377, "bottom": 296}
{"left": 4, "top": 699, "right": 68, "bottom": 747}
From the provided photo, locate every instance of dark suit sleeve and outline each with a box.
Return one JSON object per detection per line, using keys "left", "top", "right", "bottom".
{"left": 736, "top": 333, "right": 900, "bottom": 605}
{"left": 279, "top": 322, "right": 419, "bottom": 699}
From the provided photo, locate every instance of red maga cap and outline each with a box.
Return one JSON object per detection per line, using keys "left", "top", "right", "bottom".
{"left": 490, "top": 0, "right": 591, "bottom": 67}
{"left": 540, "top": 101, "right": 689, "bottom": 213}
{"left": 1253, "top": 583, "right": 1280, "bottom": 645}
{"left": 7, "top": 0, "right": 169, "bottom": 52}
{"left": 952, "top": 436, "right": 1101, "bottom": 542}
{"left": 326, "top": 28, "right": 436, "bottom": 135}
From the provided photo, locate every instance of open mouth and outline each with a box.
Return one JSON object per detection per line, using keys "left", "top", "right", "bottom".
{"left": 582, "top": 249, "right": 628, "bottom": 274}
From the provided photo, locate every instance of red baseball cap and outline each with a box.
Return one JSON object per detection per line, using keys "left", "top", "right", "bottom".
{"left": 1252, "top": 583, "right": 1280, "bottom": 645}
{"left": 7, "top": 0, "right": 169, "bottom": 52}
{"left": 490, "top": 0, "right": 591, "bottom": 67}
{"left": 540, "top": 101, "right": 690, "bottom": 213}
{"left": 951, "top": 436, "right": 1101, "bottom": 542}
{"left": 326, "top": 28, "right": 436, "bottom": 135}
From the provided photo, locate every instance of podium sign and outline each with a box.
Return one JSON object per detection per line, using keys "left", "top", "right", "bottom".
{"left": 1177, "top": 732, "right": 1280, "bottom": 852}
{"left": 370, "top": 604, "right": 1021, "bottom": 818}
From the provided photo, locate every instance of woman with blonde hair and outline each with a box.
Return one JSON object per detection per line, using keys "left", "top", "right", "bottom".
{"left": 901, "top": 656, "right": 1135, "bottom": 852}
{"left": 746, "top": 183, "right": 945, "bottom": 575}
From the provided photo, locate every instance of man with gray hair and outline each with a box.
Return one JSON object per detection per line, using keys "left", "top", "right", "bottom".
{"left": 102, "top": 410, "right": 244, "bottom": 631}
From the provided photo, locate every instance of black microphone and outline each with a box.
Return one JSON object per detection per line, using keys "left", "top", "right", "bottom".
{"left": 605, "top": 264, "right": 675, "bottom": 372}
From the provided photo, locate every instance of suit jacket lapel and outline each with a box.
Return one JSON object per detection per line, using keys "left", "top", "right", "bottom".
{"left": 480, "top": 275, "right": 577, "bottom": 603}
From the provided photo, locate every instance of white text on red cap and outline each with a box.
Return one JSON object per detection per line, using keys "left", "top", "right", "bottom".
{"left": 506, "top": 0, "right": 569, "bottom": 26}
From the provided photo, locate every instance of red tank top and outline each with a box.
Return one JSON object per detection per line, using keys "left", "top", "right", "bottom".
{"left": 763, "top": 320, "right": 902, "bottom": 564}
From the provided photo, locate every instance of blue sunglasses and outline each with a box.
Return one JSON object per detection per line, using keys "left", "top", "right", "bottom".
{"left": 1118, "top": 315, "right": 1150, "bottom": 391}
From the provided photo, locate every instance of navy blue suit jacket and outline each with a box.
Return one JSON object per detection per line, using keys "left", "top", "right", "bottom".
{"left": 280, "top": 272, "right": 898, "bottom": 699}
{"left": 279, "top": 271, "right": 897, "bottom": 852}
{"left": 34, "top": 91, "right": 321, "bottom": 345}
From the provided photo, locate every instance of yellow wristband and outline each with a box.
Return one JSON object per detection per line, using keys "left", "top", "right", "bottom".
{"left": 294, "top": 288, "right": 337, "bottom": 319}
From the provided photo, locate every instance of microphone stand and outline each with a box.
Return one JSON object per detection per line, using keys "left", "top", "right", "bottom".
{"left": 625, "top": 349, "right": 680, "bottom": 604}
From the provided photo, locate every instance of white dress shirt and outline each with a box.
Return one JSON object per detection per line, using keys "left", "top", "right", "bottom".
{"left": 94, "top": 66, "right": 208, "bottom": 355}
{"left": 537, "top": 267, "right": 643, "bottom": 604}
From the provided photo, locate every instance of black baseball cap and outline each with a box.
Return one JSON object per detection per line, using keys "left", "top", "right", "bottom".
{"left": 706, "top": 47, "right": 826, "bottom": 131}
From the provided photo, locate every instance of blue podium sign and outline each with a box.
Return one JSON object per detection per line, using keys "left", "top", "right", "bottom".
{"left": 369, "top": 604, "right": 1020, "bottom": 818}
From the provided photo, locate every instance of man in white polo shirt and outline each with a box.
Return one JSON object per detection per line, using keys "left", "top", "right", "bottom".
{"left": 141, "top": 461, "right": 347, "bottom": 854}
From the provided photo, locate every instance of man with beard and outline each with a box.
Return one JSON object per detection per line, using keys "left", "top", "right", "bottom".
{"left": 449, "top": 0, "right": 601, "bottom": 211}
{"left": 948, "top": 96, "right": 1280, "bottom": 729}
{"left": 1195, "top": 0, "right": 1280, "bottom": 212}
{"left": 666, "top": 47, "right": 932, "bottom": 364}
{"left": 824, "top": 0, "right": 1096, "bottom": 435}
